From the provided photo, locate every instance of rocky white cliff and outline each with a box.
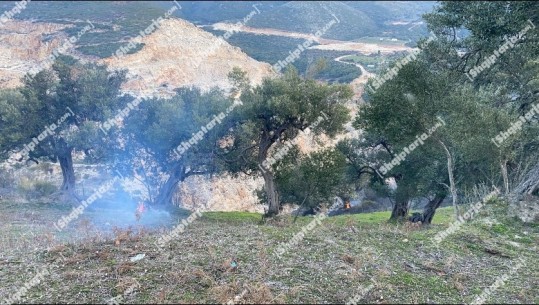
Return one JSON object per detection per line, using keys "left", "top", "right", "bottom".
{"left": 102, "top": 18, "right": 276, "bottom": 97}
{"left": 0, "top": 20, "right": 73, "bottom": 88}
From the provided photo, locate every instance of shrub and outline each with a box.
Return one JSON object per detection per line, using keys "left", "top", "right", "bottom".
{"left": 36, "top": 162, "right": 53, "bottom": 174}
{"left": 359, "top": 200, "right": 378, "bottom": 211}
{"left": 33, "top": 181, "right": 57, "bottom": 197}
{"left": 17, "top": 178, "right": 57, "bottom": 200}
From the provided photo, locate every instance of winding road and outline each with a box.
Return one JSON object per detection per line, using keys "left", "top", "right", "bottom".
{"left": 334, "top": 55, "right": 374, "bottom": 98}
{"left": 210, "top": 22, "right": 396, "bottom": 98}
{"left": 211, "top": 22, "right": 412, "bottom": 55}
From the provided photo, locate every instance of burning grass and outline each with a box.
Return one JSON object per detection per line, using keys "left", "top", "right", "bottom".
{"left": 0, "top": 201, "right": 538, "bottom": 304}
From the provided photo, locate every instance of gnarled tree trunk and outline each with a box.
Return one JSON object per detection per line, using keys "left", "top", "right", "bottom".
{"left": 501, "top": 160, "right": 510, "bottom": 195}
{"left": 390, "top": 199, "right": 409, "bottom": 221}
{"left": 57, "top": 139, "right": 75, "bottom": 192}
{"left": 389, "top": 177, "right": 409, "bottom": 221}
{"left": 262, "top": 170, "right": 280, "bottom": 217}
{"left": 390, "top": 200, "right": 409, "bottom": 221}
{"left": 258, "top": 135, "right": 281, "bottom": 217}
{"left": 421, "top": 193, "right": 447, "bottom": 224}
{"left": 59, "top": 153, "right": 75, "bottom": 191}
{"left": 154, "top": 164, "right": 186, "bottom": 206}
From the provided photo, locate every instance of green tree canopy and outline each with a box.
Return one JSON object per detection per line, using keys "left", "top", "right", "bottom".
{"left": 115, "top": 87, "right": 234, "bottom": 206}
{"left": 219, "top": 68, "right": 352, "bottom": 216}
{"left": 0, "top": 55, "right": 126, "bottom": 192}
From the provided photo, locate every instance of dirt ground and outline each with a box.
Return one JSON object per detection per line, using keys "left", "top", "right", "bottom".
{"left": 1, "top": 200, "right": 537, "bottom": 304}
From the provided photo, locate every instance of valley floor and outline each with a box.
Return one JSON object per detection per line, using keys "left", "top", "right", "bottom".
{"left": 0, "top": 202, "right": 537, "bottom": 304}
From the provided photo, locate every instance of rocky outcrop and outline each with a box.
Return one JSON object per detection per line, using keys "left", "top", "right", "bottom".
{"left": 0, "top": 20, "right": 72, "bottom": 88}
{"left": 177, "top": 174, "right": 265, "bottom": 213}
{"left": 102, "top": 18, "right": 276, "bottom": 96}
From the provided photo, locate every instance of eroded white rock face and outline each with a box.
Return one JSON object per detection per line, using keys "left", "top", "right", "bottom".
{"left": 101, "top": 18, "right": 276, "bottom": 97}
{"left": 0, "top": 20, "right": 73, "bottom": 88}
{"left": 177, "top": 174, "right": 265, "bottom": 213}
{"left": 0, "top": 17, "right": 275, "bottom": 95}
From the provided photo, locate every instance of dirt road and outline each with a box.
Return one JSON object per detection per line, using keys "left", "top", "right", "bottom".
{"left": 334, "top": 55, "right": 374, "bottom": 98}
{"left": 211, "top": 22, "right": 399, "bottom": 98}
{"left": 211, "top": 22, "right": 413, "bottom": 55}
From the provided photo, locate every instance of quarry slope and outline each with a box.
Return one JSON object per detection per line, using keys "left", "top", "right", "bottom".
{"left": 0, "top": 20, "right": 74, "bottom": 89}
{"left": 102, "top": 18, "right": 276, "bottom": 97}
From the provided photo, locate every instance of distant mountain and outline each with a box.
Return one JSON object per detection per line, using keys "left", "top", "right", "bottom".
{"left": 246, "top": 1, "right": 379, "bottom": 41}
{"left": 4, "top": 1, "right": 183, "bottom": 58}
{"left": 344, "top": 1, "right": 437, "bottom": 23}
{"left": 2, "top": 1, "right": 437, "bottom": 60}
{"left": 167, "top": 1, "right": 286, "bottom": 24}
{"left": 0, "top": 13, "right": 274, "bottom": 93}
{"left": 213, "top": 1, "right": 436, "bottom": 41}
{"left": 102, "top": 18, "right": 274, "bottom": 96}
{"left": 154, "top": 1, "right": 436, "bottom": 41}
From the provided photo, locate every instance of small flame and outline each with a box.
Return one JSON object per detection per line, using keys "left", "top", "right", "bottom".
{"left": 135, "top": 202, "right": 146, "bottom": 221}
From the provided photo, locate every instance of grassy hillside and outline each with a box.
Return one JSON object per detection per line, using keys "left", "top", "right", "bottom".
{"left": 0, "top": 1, "right": 437, "bottom": 59}
{"left": 204, "top": 29, "right": 361, "bottom": 83}
{"left": 344, "top": 1, "right": 436, "bottom": 22}
{"left": 1, "top": 201, "right": 537, "bottom": 304}
{"left": 340, "top": 52, "right": 406, "bottom": 74}
{"left": 344, "top": 1, "right": 436, "bottom": 41}
{"left": 247, "top": 1, "right": 378, "bottom": 41}
{"left": 158, "top": 1, "right": 286, "bottom": 25}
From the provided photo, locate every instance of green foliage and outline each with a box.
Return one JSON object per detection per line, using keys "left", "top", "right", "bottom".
{"left": 228, "top": 67, "right": 250, "bottom": 95}
{"left": 220, "top": 68, "right": 352, "bottom": 213}
{"left": 221, "top": 68, "right": 352, "bottom": 174}
{"left": 345, "top": 1, "right": 539, "bottom": 222}
{"left": 423, "top": 1, "right": 539, "bottom": 194}
{"left": 0, "top": 55, "right": 126, "bottom": 162}
{"left": 355, "top": 59, "right": 456, "bottom": 202}
{"left": 17, "top": 179, "right": 57, "bottom": 200}
{"left": 0, "top": 55, "right": 128, "bottom": 191}
{"left": 0, "top": 90, "right": 27, "bottom": 162}
{"left": 276, "top": 148, "right": 352, "bottom": 209}
{"left": 204, "top": 29, "right": 361, "bottom": 84}
{"left": 115, "top": 87, "right": 233, "bottom": 202}
{"left": 122, "top": 87, "right": 231, "bottom": 159}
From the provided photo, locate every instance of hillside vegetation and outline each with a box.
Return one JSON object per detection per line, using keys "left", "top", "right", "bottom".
{"left": 246, "top": 1, "right": 434, "bottom": 41}
{"left": 2, "top": 1, "right": 434, "bottom": 59}
{"left": 0, "top": 201, "right": 537, "bottom": 304}
{"left": 1, "top": 2, "right": 538, "bottom": 304}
